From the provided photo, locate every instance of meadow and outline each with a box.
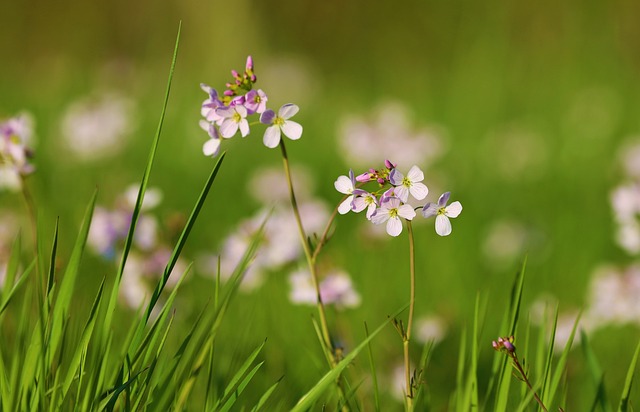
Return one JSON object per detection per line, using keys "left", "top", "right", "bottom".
{"left": 1, "top": 0, "right": 640, "bottom": 410}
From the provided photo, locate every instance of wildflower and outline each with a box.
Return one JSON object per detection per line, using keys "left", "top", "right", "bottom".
{"left": 260, "top": 104, "right": 303, "bottom": 148}
{"left": 217, "top": 105, "right": 249, "bottom": 138}
{"left": 352, "top": 189, "right": 377, "bottom": 219}
{"left": 334, "top": 170, "right": 357, "bottom": 214}
{"left": 244, "top": 89, "right": 268, "bottom": 114}
{"left": 0, "top": 114, "right": 35, "bottom": 190}
{"left": 201, "top": 84, "right": 224, "bottom": 124}
{"left": 492, "top": 336, "right": 515, "bottom": 353}
{"left": 370, "top": 196, "right": 416, "bottom": 237}
{"left": 415, "top": 315, "right": 447, "bottom": 345}
{"left": 389, "top": 165, "right": 429, "bottom": 202}
{"left": 422, "top": 192, "right": 462, "bottom": 236}
{"left": 199, "top": 120, "right": 221, "bottom": 157}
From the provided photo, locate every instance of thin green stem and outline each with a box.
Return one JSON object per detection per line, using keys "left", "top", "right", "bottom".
{"left": 278, "top": 140, "right": 332, "bottom": 355}
{"left": 404, "top": 220, "right": 417, "bottom": 410}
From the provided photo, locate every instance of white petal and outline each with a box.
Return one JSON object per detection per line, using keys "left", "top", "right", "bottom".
{"left": 407, "top": 165, "right": 424, "bottom": 182}
{"left": 199, "top": 119, "right": 210, "bottom": 132}
{"left": 410, "top": 183, "right": 429, "bottom": 200}
{"left": 445, "top": 201, "right": 463, "bottom": 218}
{"left": 338, "top": 196, "right": 353, "bottom": 214}
{"left": 202, "top": 139, "right": 221, "bottom": 156}
{"left": 435, "top": 215, "right": 452, "bottom": 236}
{"left": 239, "top": 120, "right": 250, "bottom": 137}
{"left": 366, "top": 203, "right": 377, "bottom": 219}
{"left": 422, "top": 203, "right": 438, "bottom": 218}
{"left": 370, "top": 209, "right": 389, "bottom": 225}
{"left": 352, "top": 197, "right": 367, "bottom": 213}
{"left": 386, "top": 217, "right": 403, "bottom": 236}
{"left": 234, "top": 105, "right": 247, "bottom": 117}
{"left": 263, "top": 126, "right": 281, "bottom": 148}
{"left": 282, "top": 121, "right": 303, "bottom": 140}
{"left": 334, "top": 175, "right": 354, "bottom": 194}
{"left": 393, "top": 186, "right": 409, "bottom": 203}
{"left": 279, "top": 104, "right": 299, "bottom": 119}
{"left": 398, "top": 205, "right": 416, "bottom": 220}
{"left": 219, "top": 119, "right": 238, "bottom": 138}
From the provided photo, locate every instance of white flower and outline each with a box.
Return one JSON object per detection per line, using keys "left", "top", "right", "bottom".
{"left": 259, "top": 104, "right": 303, "bottom": 148}
{"left": 217, "top": 105, "right": 249, "bottom": 138}
{"left": 199, "top": 119, "right": 221, "bottom": 157}
{"left": 352, "top": 189, "right": 378, "bottom": 219}
{"left": 289, "top": 268, "right": 360, "bottom": 309}
{"left": 422, "top": 192, "right": 462, "bottom": 236}
{"left": 389, "top": 165, "right": 429, "bottom": 202}
{"left": 334, "top": 170, "right": 357, "bottom": 214}
{"left": 370, "top": 196, "right": 416, "bottom": 237}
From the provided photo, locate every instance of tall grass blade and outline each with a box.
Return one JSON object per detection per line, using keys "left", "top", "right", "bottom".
{"left": 250, "top": 376, "right": 283, "bottom": 412}
{"left": 547, "top": 311, "right": 581, "bottom": 409}
{"left": 580, "top": 330, "right": 611, "bottom": 412}
{"left": 291, "top": 305, "right": 408, "bottom": 412}
{"left": 617, "top": 339, "right": 640, "bottom": 412}
{"left": 364, "top": 322, "right": 380, "bottom": 412}
{"left": 101, "top": 21, "right": 182, "bottom": 340}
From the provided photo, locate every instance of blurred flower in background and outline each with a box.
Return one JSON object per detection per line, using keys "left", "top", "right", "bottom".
{"left": 0, "top": 113, "right": 35, "bottom": 191}
{"left": 337, "top": 101, "right": 447, "bottom": 169}
{"left": 60, "top": 93, "right": 136, "bottom": 161}
{"left": 415, "top": 314, "right": 447, "bottom": 345}
{"left": 289, "top": 268, "right": 361, "bottom": 309}
{"left": 482, "top": 219, "right": 529, "bottom": 268}
{"left": 87, "top": 184, "right": 186, "bottom": 309}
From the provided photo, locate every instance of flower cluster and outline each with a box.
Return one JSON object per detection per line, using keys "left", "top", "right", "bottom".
{"left": 0, "top": 114, "right": 35, "bottom": 191}
{"left": 335, "top": 160, "right": 462, "bottom": 236}
{"left": 199, "top": 56, "right": 302, "bottom": 156}
{"left": 492, "top": 335, "right": 515, "bottom": 353}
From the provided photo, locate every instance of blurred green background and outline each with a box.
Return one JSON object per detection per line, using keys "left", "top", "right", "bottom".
{"left": 2, "top": 0, "right": 640, "bottom": 409}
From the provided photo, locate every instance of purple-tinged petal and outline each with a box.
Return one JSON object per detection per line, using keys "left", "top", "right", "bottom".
{"left": 263, "top": 125, "right": 281, "bottom": 148}
{"left": 370, "top": 209, "right": 390, "bottom": 225}
{"left": 279, "top": 104, "right": 299, "bottom": 119}
{"left": 435, "top": 215, "right": 452, "bottom": 236}
{"left": 356, "top": 172, "right": 372, "bottom": 183}
{"left": 438, "top": 192, "right": 451, "bottom": 207}
{"left": 216, "top": 107, "right": 234, "bottom": 118}
{"left": 386, "top": 217, "right": 403, "bottom": 236}
{"left": 366, "top": 203, "right": 377, "bottom": 219}
{"left": 385, "top": 159, "right": 396, "bottom": 169}
{"left": 352, "top": 188, "right": 369, "bottom": 196}
{"left": 338, "top": 196, "right": 353, "bottom": 214}
{"left": 282, "top": 121, "right": 302, "bottom": 140}
{"left": 410, "top": 182, "right": 429, "bottom": 200}
{"left": 397, "top": 205, "right": 416, "bottom": 220}
{"left": 352, "top": 197, "right": 367, "bottom": 213}
{"left": 199, "top": 119, "right": 210, "bottom": 132}
{"left": 219, "top": 119, "right": 238, "bottom": 138}
{"left": 239, "top": 119, "right": 250, "bottom": 137}
{"left": 394, "top": 186, "right": 409, "bottom": 203}
{"left": 407, "top": 165, "right": 424, "bottom": 182}
{"left": 246, "top": 55, "right": 254, "bottom": 71}
{"left": 422, "top": 202, "right": 438, "bottom": 218}
{"left": 382, "top": 196, "right": 401, "bottom": 210}
{"left": 260, "top": 110, "right": 276, "bottom": 125}
{"left": 203, "top": 138, "right": 221, "bottom": 157}
{"left": 235, "top": 105, "right": 247, "bottom": 117}
{"left": 334, "top": 175, "right": 354, "bottom": 194}
{"left": 445, "top": 201, "right": 463, "bottom": 218}
{"left": 389, "top": 169, "right": 403, "bottom": 186}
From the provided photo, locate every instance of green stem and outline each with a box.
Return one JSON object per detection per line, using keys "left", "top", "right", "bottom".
{"left": 278, "top": 140, "right": 332, "bottom": 356}
{"left": 404, "top": 220, "right": 416, "bottom": 410}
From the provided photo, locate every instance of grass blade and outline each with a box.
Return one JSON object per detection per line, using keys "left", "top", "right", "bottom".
{"left": 617, "top": 339, "right": 640, "bottom": 412}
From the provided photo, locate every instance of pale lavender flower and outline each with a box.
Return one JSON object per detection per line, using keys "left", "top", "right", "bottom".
{"left": 352, "top": 189, "right": 378, "bottom": 219}
{"left": 289, "top": 268, "right": 361, "bottom": 309}
{"left": 217, "top": 105, "right": 249, "bottom": 138}
{"left": 370, "top": 196, "right": 416, "bottom": 237}
{"left": 334, "top": 170, "right": 357, "bottom": 214}
{"left": 244, "top": 89, "right": 268, "bottom": 114}
{"left": 0, "top": 113, "right": 35, "bottom": 190}
{"left": 422, "top": 192, "right": 463, "bottom": 236}
{"left": 200, "top": 84, "right": 224, "bottom": 124}
{"left": 61, "top": 94, "right": 135, "bottom": 161}
{"left": 260, "top": 104, "right": 303, "bottom": 148}
{"left": 248, "top": 165, "right": 313, "bottom": 203}
{"left": 389, "top": 165, "right": 429, "bottom": 202}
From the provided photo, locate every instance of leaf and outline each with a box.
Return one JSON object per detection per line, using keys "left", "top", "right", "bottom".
{"left": 617, "top": 339, "right": 640, "bottom": 412}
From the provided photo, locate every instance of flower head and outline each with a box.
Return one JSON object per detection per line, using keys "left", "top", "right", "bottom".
{"left": 492, "top": 336, "right": 516, "bottom": 353}
{"left": 389, "top": 165, "right": 429, "bottom": 202}
{"left": 370, "top": 196, "right": 416, "bottom": 237}
{"left": 352, "top": 189, "right": 378, "bottom": 219}
{"left": 199, "top": 120, "right": 221, "bottom": 157}
{"left": 260, "top": 104, "right": 303, "bottom": 148}
{"left": 244, "top": 89, "right": 268, "bottom": 114}
{"left": 217, "top": 105, "right": 250, "bottom": 138}
{"left": 422, "top": 192, "right": 462, "bottom": 236}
